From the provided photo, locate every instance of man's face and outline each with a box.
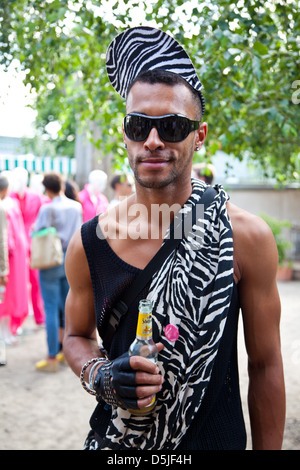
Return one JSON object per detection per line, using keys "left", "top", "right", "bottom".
{"left": 124, "top": 82, "right": 206, "bottom": 190}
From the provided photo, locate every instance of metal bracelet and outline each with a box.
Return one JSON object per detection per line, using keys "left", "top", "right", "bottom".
{"left": 80, "top": 357, "right": 108, "bottom": 396}
{"left": 89, "top": 358, "right": 108, "bottom": 391}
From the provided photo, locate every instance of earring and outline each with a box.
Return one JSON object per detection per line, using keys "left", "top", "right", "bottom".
{"left": 124, "top": 143, "right": 127, "bottom": 149}
{"left": 195, "top": 146, "right": 199, "bottom": 151}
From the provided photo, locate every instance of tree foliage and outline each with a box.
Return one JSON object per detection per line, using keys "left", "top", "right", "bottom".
{"left": 0, "top": 0, "right": 299, "bottom": 181}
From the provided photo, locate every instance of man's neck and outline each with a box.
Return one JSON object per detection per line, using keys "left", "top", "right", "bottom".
{"left": 133, "top": 176, "right": 193, "bottom": 210}
{"left": 126, "top": 177, "right": 193, "bottom": 241}
{"left": 47, "top": 191, "right": 61, "bottom": 200}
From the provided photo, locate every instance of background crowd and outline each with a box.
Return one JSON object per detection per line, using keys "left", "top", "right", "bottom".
{"left": 0, "top": 162, "right": 212, "bottom": 370}
{"left": 0, "top": 166, "right": 134, "bottom": 370}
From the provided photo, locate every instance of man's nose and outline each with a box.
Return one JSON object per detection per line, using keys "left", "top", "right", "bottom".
{"left": 143, "top": 127, "right": 165, "bottom": 151}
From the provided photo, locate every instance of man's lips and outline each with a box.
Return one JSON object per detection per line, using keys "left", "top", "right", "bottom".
{"left": 137, "top": 156, "right": 174, "bottom": 167}
{"left": 139, "top": 159, "right": 171, "bottom": 169}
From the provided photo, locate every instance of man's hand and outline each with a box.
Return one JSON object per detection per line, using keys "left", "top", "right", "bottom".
{"left": 93, "top": 343, "right": 164, "bottom": 410}
{"left": 129, "top": 342, "right": 164, "bottom": 409}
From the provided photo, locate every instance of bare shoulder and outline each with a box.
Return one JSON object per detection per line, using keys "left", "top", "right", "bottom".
{"left": 65, "top": 227, "right": 85, "bottom": 264}
{"left": 227, "top": 201, "right": 278, "bottom": 282}
{"left": 227, "top": 201, "right": 273, "bottom": 240}
{"left": 65, "top": 227, "right": 92, "bottom": 289}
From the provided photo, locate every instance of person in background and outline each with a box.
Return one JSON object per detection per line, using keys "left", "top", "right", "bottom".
{"left": 10, "top": 167, "right": 46, "bottom": 326}
{"left": 0, "top": 201, "right": 8, "bottom": 287}
{"left": 34, "top": 173, "right": 82, "bottom": 372}
{"left": 29, "top": 173, "right": 51, "bottom": 204}
{"left": 0, "top": 175, "right": 29, "bottom": 341}
{"left": 192, "top": 162, "right": 215, "bottom": 185}
{"left": 60, "top": 178, "right": 82, "bottom": 349}
{"left": 79, "top": 170, "right": 109, "bottom": 222}
{"left": 0, "top": 197, "right": 9, "bottom": 349}
{"left": 109, "top": 173, "right": 134, "bottom": 208}
{"left": 65, "top": 179, "right": 81, "bottom": 204}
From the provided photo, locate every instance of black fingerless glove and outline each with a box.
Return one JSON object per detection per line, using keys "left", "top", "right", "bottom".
{"left": 93, "top": 352, "right": 138, "bottom": 410}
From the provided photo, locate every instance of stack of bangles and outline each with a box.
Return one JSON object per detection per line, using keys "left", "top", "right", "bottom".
{"left": 80, "top": 357, "right": 109, "bottom": 396}
{"left": 80, "top": 352, "right": 138, "bottom": 409}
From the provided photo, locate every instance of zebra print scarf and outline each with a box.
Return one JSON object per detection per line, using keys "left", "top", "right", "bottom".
{"left": 97, "top": 179, "right": 234, "bottom": 450}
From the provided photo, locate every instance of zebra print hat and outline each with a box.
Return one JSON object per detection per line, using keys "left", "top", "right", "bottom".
{"left": 106, "top": 26, "right": 205, "bottom": 114}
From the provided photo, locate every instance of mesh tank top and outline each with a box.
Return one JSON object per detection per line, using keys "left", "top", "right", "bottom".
{"left": 81, "top": 215, "right": 247, "bottom": 450}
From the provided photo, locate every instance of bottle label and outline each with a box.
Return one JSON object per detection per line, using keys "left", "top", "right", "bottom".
{"left": 136, "top": 312, "right": 152, "bottom": 338}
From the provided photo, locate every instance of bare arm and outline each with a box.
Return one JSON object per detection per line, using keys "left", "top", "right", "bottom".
{"left": 229, "top": 204, "right": 286, "bottom": 449}
{"left": 63, "top": 228, "right": 100, "bottom": 379}
{"left": 63, "top": 227, "right": 164, "bottom": 408}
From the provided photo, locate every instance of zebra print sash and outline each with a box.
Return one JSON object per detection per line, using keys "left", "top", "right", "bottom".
{"left": 97, "top": 179, "right": 234, "bottom": 450}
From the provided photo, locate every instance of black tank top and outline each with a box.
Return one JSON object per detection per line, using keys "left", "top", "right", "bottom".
{"left": 81, "top": 216, "right": 247, "bottom": 450}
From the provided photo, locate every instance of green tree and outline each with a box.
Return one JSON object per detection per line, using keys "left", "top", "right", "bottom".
{"left": 0, "top": 0, "right": 299, "bottom": 181}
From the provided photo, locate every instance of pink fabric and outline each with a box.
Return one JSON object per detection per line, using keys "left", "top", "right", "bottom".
{"left": 10, "top": 189, "right": 48, "bottom": 324}
{"left": 79, "top": 185, "right": 109, "bottom": 222}
{"left": 10, "top": 189, "right": 46, "bottom": 247}
{"left": 0, "top": 197, "right": 29, "bottom": 334}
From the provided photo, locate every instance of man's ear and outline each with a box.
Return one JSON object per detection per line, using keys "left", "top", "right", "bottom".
{"left": 195, "top": 122, "right": 208, "bottom": 151}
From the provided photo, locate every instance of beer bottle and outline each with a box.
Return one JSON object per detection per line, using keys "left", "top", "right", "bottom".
{"left": 128, "top": 299, "right": 158, "bottom": 415}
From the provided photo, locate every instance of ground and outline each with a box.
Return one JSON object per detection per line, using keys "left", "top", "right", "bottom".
{"left": 0, "top": 281, "right": 299, "bottom": 450}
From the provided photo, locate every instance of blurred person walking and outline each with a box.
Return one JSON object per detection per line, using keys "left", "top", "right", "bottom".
{"left": 10, "top": 167, "right": 46, "bottom": 326}
{"left": 64, "top": 179, "right": 81, "bottom": 204}
{"left": 109, "top": 173, "right": 134, "bottom": 208}
{"left": 0, "top": 197, "right": 9, "bottom": 364}
{"left": 0, "top": 199, "right": 8, "bottom": 287}
{"left": 0, "top": 175, "right": 29, "bottom": 340}
{"left": 79, "top": 170, "right": 109, "bottom": 222}
{"left": 34, "top": 173, "right": 82, "bottom": 372}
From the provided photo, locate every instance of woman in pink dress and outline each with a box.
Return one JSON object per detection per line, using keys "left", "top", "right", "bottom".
{"left": 10, "top": 168, "right": 47, "bottom": 326}
{"left": 0, "top": 175, "right": 29, "bottom": 336}
{"left": 79, "top": 170, "right": 109, "bottom": 222}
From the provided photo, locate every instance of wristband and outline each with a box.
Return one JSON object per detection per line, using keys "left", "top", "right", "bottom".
{"left": 80, "top": 357, "right": 108, "bottom": 396}
{"left": 94, "top": 360, "right": 119, "bottom": 406}
{"left": 93, "top": 352, "right": 138, "bottom": 410}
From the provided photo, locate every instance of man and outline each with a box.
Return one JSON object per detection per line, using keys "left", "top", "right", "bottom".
{"left": 63, "top": 27, "right": 285, "bottom": 450}
{"left": 34, "top": 173, "right": 82, "bottom": 372}
{"left": 109, "top": 173, "right": 134, "bottom": 208}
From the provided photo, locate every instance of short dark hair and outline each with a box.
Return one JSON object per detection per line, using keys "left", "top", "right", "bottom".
{"left": 110, "top": 173, "right": 127, "bottom": 190}
{"left": 126, "top": 69, "right": 203, "bottom": 119}
{"left": 42, "top": 172, "right": 62, "bottom": 194}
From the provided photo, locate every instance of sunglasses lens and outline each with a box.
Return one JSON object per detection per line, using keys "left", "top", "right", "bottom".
{"left": 124, "top": 115, "right": 149, "bottom": 141}
{"left": 160, "top": 116, "right": 189, "bottom": 142}
{"left": 124, "top": 114, "right": 197, "bottom": 142}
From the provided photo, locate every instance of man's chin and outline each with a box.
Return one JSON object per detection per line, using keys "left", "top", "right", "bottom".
{"left": 135, "top": 174, "right": 176, "bottom": 190}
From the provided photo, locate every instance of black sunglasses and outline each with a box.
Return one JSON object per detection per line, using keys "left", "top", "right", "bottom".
{"left": 123, "top": 113, "right": 200, "bottom": 143}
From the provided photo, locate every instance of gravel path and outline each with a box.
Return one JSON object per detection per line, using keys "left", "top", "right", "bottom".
{"left": 1, "top": 281, "right": 299, "bottom": 450}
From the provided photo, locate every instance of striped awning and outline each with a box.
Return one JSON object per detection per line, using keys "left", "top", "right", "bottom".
{"left": 0, "top": 154, "right": 76, "bottom": 176}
